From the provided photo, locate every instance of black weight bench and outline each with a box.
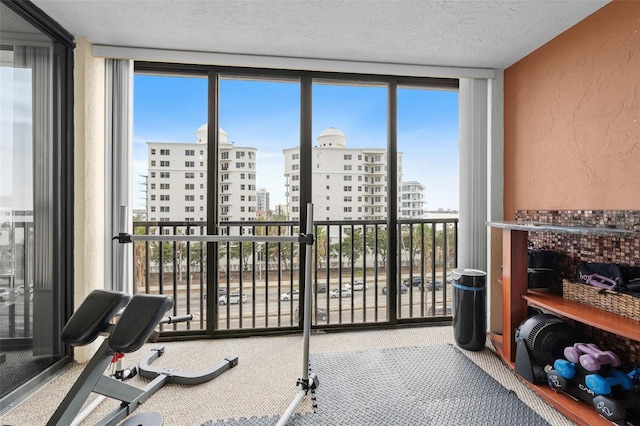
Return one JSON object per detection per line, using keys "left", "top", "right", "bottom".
{"left": 48, "top": 290, "right": 238, "bottom": 426}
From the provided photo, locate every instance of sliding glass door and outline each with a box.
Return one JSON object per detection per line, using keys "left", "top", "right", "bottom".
{"left": 0, "top": 1, "right": 74, "bottom": 409}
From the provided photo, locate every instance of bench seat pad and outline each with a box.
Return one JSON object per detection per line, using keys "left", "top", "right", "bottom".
{"left": 61, "top": 290, "right": 130, "bottom": 347}
{"left": 109, "top": 294, "right": 173, "bottom": 354}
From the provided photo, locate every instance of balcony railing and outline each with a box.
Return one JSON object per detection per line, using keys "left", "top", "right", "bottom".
{"left": 131, "top": 217, "right": 457, "bottom": 336}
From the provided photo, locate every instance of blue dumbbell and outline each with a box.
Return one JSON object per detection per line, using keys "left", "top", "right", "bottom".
{"left": 585, "top": 370, "right": 634, "bottom": 395}
{"left": 553, "top": 359, "right": 576, "bottom": 379}
{"left": 627, "top": 367, "right": 640, "bottom": 380}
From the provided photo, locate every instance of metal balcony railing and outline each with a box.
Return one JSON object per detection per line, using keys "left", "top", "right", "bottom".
{"left": 131, "top": 217, "right": 458, "bottom": 337}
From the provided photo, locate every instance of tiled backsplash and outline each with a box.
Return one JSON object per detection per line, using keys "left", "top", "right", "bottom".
{"left": 516, "top": 210, "right": 640, "bottom": 279}
{"left": 516, "top": 209, "right": 640, "bottom": 231}
{"left": 516, "top": 210, "right": 640, "bottom": 366}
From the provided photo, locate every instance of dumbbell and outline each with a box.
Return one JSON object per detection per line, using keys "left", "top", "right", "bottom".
{"left": 547, "top": 369, "right": 571, "bottom": 392}
{"left": 564, "top": 343, "right": 621, "bottom": 372}
{"left": 553, "top": 359, "right": 576, "bottom": 379}
{"left": 546, "top": 359, "right": 576, "bottom": 392}
{"left": 593, "top": 395, "right": 628, "bottom": 423}
{"left": 585, "top": 370, "right": 634, "bottom": 395}
{"left": 627, "top": 367, "right": 640, "bottom": 381}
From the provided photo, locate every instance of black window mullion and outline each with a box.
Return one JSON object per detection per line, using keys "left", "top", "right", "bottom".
{"left": 387, "top": 80, "right": 398, "bottom": 324}
{"left": 206, "top": 70, "right": 220, "bottom": 334}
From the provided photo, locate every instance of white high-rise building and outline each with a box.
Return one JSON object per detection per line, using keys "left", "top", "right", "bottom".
{"left": 283, "top": 128, "right": 403, "bottom": 222}
{"left": 401, "top": 181, "right": 426, "bottom": 218}
{"left": 146, "top": 125, "right": 258, "bottom": 224}
{"left": 256, "top": 188, "right": 270, "bottom": 212}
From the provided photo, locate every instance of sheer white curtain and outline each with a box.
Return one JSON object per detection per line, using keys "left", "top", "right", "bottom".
{"left": 14, "top": 46, "right": 53, "bottom": 294}
{"left": 458, "top": 78, "right": 489, "bottom": 272}
{"left": 105, "top": 59, "right": 133, "bottom": 292}
{"left": 14, "top": 45, "right": 55, "bottom": 355}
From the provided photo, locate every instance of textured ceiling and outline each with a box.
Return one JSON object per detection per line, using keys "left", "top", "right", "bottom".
{"left": 31, "top": 0, "right": 610, "bottom": 69}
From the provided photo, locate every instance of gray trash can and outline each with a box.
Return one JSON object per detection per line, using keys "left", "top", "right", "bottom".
{"left": 452, "top": 268, "right": 486, "bottom": 351}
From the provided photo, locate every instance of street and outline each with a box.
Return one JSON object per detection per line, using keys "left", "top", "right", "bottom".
{"left": 167, "top": 281, "right": 453, "bottom": 331}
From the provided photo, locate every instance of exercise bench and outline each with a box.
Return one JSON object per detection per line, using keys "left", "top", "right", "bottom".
{"left": 47, "top": 289, "right": 238, "bottom": 426}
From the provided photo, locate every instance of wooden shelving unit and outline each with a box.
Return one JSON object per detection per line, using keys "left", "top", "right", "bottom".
{"left": 523, "top": 291, "right": 640, "bottom": 342}
{"left": 487, "top": 221, "right": 640, "bottom": 426}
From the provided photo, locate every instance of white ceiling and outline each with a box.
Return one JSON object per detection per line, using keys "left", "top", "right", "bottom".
{"left": 32, "top": 0, "right": 610, "bottom": 69}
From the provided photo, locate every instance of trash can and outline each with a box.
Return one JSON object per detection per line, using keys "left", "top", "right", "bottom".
{"left": 452, "top": 268, "right": 486, "bottom": 351}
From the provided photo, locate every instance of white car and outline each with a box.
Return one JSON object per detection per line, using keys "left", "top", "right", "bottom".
{"left": 329, "top": 288, "right": 352, "bottom": 298}
{"left": 15, "top": 284, "right": 33, "bottom": 295}
{"left": 280, "top": 290, "right": 299, "bottom": 301}
{"left": 218, "top": 292, "right": 247, "bottom": 305}
{"left": 346, "top": 281, "right": 367, "bottom": 291}
{"left": 0, "top": 288, "right": 8, "bottom": 302}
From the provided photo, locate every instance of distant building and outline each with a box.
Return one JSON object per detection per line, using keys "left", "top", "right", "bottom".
{"left": 256, "top": 188, "right": 270, "bottom": 212}
{"left": 132, "top": 209, "right": 148, "bottom": 221}
{"left": 425, "top": 209, "right": 459, "bottom": 219}
{"left": 273, "top": 204, "right": 288, "bottom": 218}
{"left": 400, "top": 181, "right": 425, "bottom": 218}
{"left": 283, "top": 128, "right": 404, "bottom": 222}
{"left": 146, "top": 125, "right": 257, "bottom": 225}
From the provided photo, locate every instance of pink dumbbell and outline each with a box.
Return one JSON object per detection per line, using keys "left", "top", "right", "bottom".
{"left": 564, "top": 343, "right": 620, "bottom": 372}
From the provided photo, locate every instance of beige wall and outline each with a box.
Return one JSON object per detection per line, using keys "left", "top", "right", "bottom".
{"left": 73, "top": 38, "right": 106, "bottom": 362}
{"left": 504, "top": 0, "right": 640, "bottom": 220}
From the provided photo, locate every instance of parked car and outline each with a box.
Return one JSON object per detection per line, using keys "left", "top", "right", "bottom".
{"left": 316, "top": 307, "right": 328, "bottom": 321}
{"left": 426, "top": 280, "right": 443, "bottom": 291}
{"left": 429, "top": 305, "right": 452, "bottom": 316}
{"left": 403, "top": 277, "right": 423, "bottom": 287}
{"left": 280, "top": 289, "right": 299, "bottom": 301}
{"left": 315, "top": 283, "right": 327, "bottom": 293}
{"left": 0, "top": 288, "right": 9, "bottom": 302}
{"left": 204, "top": 287, "right": 227, "bottom": 300}
{"left": 382, "top": 282, "right": 408, "bottom": 295}
{"left": 329, "top": 288, "right": 352, "bottom": 298}
{"left": 15, "top": 284, "right": 33, "bottom": 295}
{"left": 345, "top": 281, "right": 367, "bottom": 291}
{"left": 218, "top": 291, "right": 247, "bottom": 305}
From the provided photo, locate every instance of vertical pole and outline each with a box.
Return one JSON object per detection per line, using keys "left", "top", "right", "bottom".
{"left": 276, "top": 203, "right": 316, "bottom": 426}
{"left": 301, "top": 203, "right": 313, "bottom": 381}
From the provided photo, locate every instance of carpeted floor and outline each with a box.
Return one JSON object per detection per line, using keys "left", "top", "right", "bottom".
{"left": 204, "top": 344, "right": 551, "bottom": 425}
{"left": 0, "top": 326, "right": 576, "bottom": 426}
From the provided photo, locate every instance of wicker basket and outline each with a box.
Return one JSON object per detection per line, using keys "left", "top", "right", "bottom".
{"left": 563, "top": 279, "right": 640, "bottom": 321}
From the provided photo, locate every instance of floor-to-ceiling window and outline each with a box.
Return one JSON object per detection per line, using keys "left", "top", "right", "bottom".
{"left": 397, "top": 85, "right": 459, "bottom": 318}
{"left": 0, "top": 0, "right": 74, "bottom": 411}
{"left": 132, "top": 63, "right": 458, "bottom": 335}
{"left": 310, "top": 79, "right": 390, "bottom": 324}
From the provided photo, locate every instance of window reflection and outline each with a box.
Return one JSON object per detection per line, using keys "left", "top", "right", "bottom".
{"left": 0, "top": 2, "right": 66, "bottom": 402}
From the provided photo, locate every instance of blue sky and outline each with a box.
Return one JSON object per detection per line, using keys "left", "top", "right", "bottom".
{"left": 1, "top": 67, "right": 33, "bottom": 208}
{"left": 133, "top": 75, "right": 459, "bottom": 211}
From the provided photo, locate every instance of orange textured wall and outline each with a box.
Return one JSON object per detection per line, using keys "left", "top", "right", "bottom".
{"left": 503, "top": 0, "right": 640, "bottom": 220}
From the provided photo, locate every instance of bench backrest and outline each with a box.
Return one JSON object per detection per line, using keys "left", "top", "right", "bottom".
{"left": 61, "top": 290, "right": 130, "bottom": 347}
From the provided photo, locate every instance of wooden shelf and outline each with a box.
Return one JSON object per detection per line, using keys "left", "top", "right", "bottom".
{"left": 487, "top": 223, "right": 640, "bottom": 426}
{"left": 489, "top": 332, "right": 615, "bottom": 426}
{"left": 523, "top": 291, "right": 640, "bottom": 342}
{"left": 526, "top": 383, "right": 615, "bottom": 425}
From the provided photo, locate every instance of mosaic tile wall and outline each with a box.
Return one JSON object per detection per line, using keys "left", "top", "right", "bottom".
{"left": 516, "top": 210, "right": 640, "bottom": 366}
{"left": 516, "top": 210, "right": 640, "bottom": 280}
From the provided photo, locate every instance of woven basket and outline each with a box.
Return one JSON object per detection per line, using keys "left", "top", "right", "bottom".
{"left": 563, "top": 279, "right": 640, "bottom": 321}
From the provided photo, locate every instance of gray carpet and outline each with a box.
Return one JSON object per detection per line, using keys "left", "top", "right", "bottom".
{"left": 204, "top": 344, "right": 550, "bottom": 425}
